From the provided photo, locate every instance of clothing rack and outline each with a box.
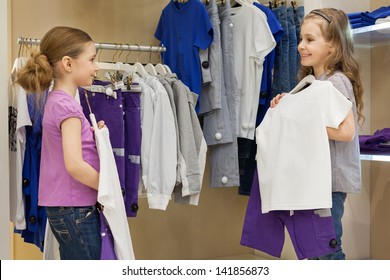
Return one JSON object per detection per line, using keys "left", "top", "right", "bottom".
{"left": 17, "top": 37, "right": 166, "bottom": 53}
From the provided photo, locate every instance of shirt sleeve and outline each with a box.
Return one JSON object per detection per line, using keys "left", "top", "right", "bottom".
{"left": 252, "top": 8, "right": 276, "bottom": 64}
{"left": 52, "top": 98, "right": 84, "bottom": 130}
{"left": 154, "top": 13, "right": 164, "bottom": 42}
{"left": 324, "top": 82, "right": 352, "bottom": 129}
{"left": 194, "top": 6, "right": 213, "bottom": 50}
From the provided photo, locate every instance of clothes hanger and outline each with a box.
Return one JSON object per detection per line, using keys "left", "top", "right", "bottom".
{"left": 154, "top": 46, "right": 167, "bottom": 76}
{"left": 163, "top": 65, "right": 173, "bottom": 74}
{"left": 133, "top": 44, "right": 147, "bottom": 76}
{"left": 95, "top": 44, "right": 135, "bottom": 86}
{"left": 145, "top": 46, "right": 158, "bottom": 76}
{"left": 115, "top": 44, "right": 134, "bottom": 74}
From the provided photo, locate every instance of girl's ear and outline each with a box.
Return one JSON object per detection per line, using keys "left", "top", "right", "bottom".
{"left": 61, "top": 56, "right": 72, "bottom": 72}
{"left": 327, "top": 42, "right": 334, "bottom": 54}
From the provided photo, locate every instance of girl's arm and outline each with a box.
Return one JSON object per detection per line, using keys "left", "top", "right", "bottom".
{"left": 326, "top": 110, "right": 355, "bottom": 142}
{"left": 61, "top": 117, "right": 100, "bottom": 190}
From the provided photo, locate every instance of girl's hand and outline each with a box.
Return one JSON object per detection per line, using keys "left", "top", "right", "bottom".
{"left": 97, "top": 120, "right": 105, "bottom": 129}
{"left": 91, "top": 120, "right": 106, "bottom": 131}
{"left": 270, "top": 93, "right": 286, "bottom": 108}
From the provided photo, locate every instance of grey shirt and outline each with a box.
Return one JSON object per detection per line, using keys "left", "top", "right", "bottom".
{"left": 319, "top": 71, "right": 362, "bottom": 193}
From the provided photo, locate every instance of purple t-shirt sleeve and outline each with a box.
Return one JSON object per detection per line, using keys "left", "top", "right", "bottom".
{"left": 51, "top": 97, "right": 85, "bottom": 130}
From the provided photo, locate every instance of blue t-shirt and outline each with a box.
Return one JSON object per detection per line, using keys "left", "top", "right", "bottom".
{"left": 155, "top": 0, "right": 213, "bottom": 110}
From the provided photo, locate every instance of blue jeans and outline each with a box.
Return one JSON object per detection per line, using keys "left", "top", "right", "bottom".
{"left": 294, "top": 6, "right": 305, "bottom": 74}
{"left": 311, "top": 192, "right": 347, "bottom": 260}
{"left": 46, "top": 205, "right": 101, "bottom": 260}
{"left": 272, "top": 6, "right": 289, "bottom": 95}
{"left": 287, "top": 6, "right": 298, "bottom": 90}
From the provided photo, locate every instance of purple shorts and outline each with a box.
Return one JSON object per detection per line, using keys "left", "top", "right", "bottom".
{"left": 241, "top": 169, "right": 338, "bottom": 260}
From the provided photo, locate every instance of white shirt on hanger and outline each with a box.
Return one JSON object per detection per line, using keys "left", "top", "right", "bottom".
{"left": 135, "top": 74, "right": 177, "bottom": 210}
{"left": 230, "top": 4, "right": 276, "bottom": 140}
{"left": 8, "top": 57, "right": 30, "bottom": 230}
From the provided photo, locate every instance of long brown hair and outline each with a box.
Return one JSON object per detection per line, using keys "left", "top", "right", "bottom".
{"left": 16, "top": 26, "right": 93, "bottom": 94}
{"left": 299, "top": 8, "right": 364, "bottom": 124}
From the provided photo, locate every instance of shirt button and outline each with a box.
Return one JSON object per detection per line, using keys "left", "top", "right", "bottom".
{"left": 229, "top": 23, "right": 234, "bottom": 27}
{"left": 23, "top": 178, "right": 30, "bottom": 187}
{"left": 131, "top": 203, "right": 139, "bottom": 213}
{"left": 221, "top": 176, "right": 228, "bottom": 184}
{"left": 106, "top": 87, "right": 114, "bottom": 96}
{"left": 214, "top": 132, "right": 222, "bottom": 141}
{"left": 202, "top": 61, "right": 210, "bottom": 69}
{"left": 29, "top": 215, "right": 37, "bottom": 224}
{"left": 329, "top": 239, "right": 338, "bottom": 248}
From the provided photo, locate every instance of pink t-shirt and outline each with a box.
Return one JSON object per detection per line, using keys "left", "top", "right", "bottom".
{"left": 38, "top": 90, "right": 99, "bottom": 206}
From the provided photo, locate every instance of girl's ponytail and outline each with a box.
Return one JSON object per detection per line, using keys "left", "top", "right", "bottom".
{"left": 16, "top": 51, "right": 53, "bottom": 93}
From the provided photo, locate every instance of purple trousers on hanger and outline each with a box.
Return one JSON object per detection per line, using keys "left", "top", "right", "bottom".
{"left": 79, "top": 82, "right": 125, "bottom": 201}
{"left": 122, "top": 87, "right": 142, "bottom": 217}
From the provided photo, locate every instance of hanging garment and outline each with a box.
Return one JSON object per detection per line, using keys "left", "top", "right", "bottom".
{"left": 272, "top": 5, "right": 290, "bottom": 95}
{"left": 80, "top": 81, "right": 125, "bottom": 203}
{"left": 156, "top": 74, "right": 184, "bottom": 187}
{"left": 17, "top": 91, "right": 48, "bottom": 251}
{"left": 164, "top": 74, "right": 207, "bottom": 204}
{"left": 199, "top": 0, "right": 223, "bottom": 115}
{"left": 201, "top": 0, "right": 233, "bottom": 148}
{"left": 256, "top": 76, "right": 352, "bottom": 213}
{"left": 230, "top": 4, "right": 276, "bottom": 139}
{"left": 253, "top": 2, "right": 284, "bottom": 113}
{"left": 8, "top": 57, "right": 30, "bottom": 230}
{"left": 89, "top": 112, "right": 135, "bottom": 260}
{"left": 134, "top": 74, "right": 177, "bottom": 210}
{"left": 205, "top": 0, "right": 240, "bottom": 188}
{"left": 155, "top": 0, "right": 213, "bottom": 111}
{"left": 238, "top": 2, "right": 285, "bottom": 196}
{"left": 122, "top": 85, "right": 142, "bottom": 217}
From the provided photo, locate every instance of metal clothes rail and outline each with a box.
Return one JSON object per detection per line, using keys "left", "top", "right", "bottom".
{"left": 17, "top": 37, "right": 166, "bottom": 53}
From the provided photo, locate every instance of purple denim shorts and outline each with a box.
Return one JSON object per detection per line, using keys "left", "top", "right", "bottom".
{"left": 241, "top": 169, "right": 338, "bottom": 260}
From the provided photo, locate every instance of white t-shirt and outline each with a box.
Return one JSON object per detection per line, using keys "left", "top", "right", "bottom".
{"left": 256, "top": 75, "right": 352, "bottom": 213}
{"left": 231, "top": 4, "right": 276, "bottom": 139}
{"left": 8, "top": 58, "right": 31, "bottom": 230}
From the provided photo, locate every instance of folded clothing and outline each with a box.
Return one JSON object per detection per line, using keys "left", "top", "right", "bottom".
{"left": 360, "top": 128, "right": 390, "bottom": 154}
